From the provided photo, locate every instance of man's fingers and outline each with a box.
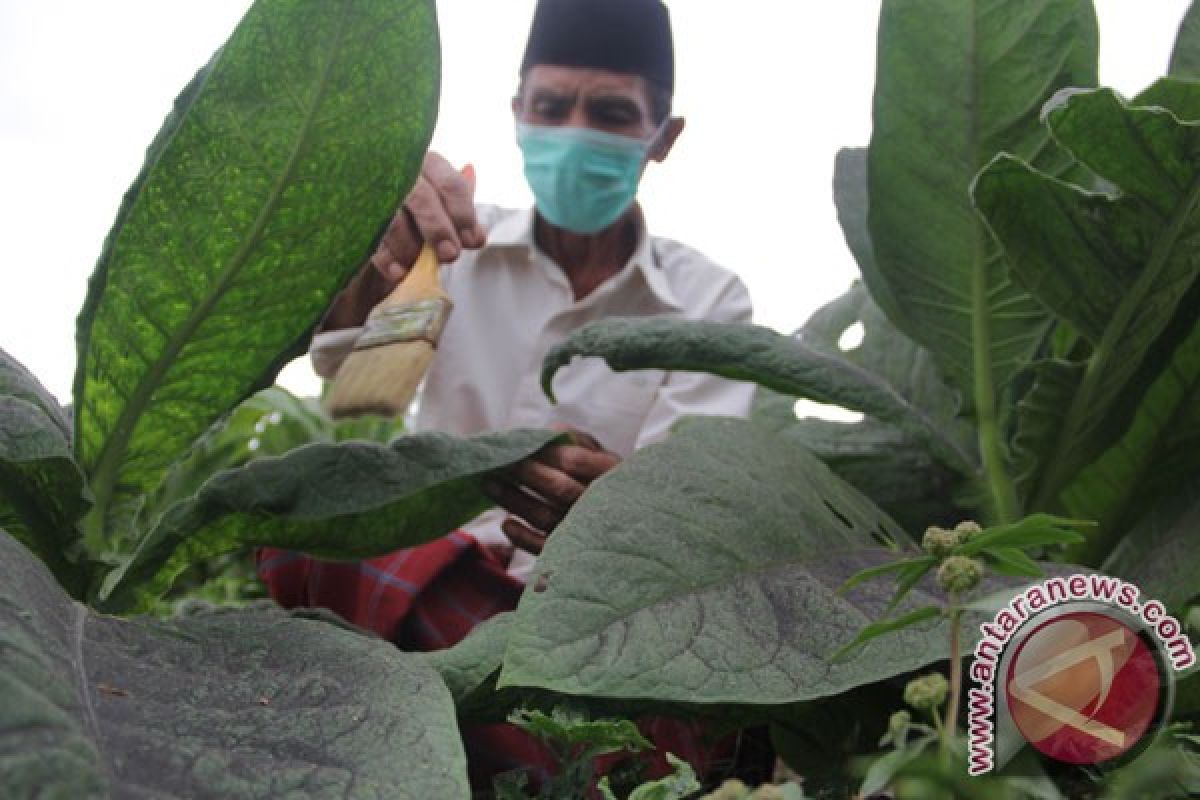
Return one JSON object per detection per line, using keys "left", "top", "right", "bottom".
{"left": 405, "top": 154, "right": 486, "bottom": 262}
{"left": 502, "top": 516, "right": 546, "bottom": 556}
{"left": 535, "top": 443, "right": 620, "bottom": 484}
{"left": 511, "top": 458, "right": 586, "bottom": 508}
{"left": 483, "top": 478, "right": 564, "bottom": 533}
{"left": 371, "top": 211, "right": 420, "bottom": 281}
{"left": 404, "top": 175, "right": 462, "bottom": 262}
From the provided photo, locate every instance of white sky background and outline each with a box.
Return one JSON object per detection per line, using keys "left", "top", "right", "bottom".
{"left": 0, "top": 1, "right": 1192, "bottom": 404}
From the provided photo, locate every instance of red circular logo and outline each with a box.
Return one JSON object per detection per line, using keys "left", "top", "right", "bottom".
{"left": 1005, "top": 611, "right": 1163, "bottom": 765}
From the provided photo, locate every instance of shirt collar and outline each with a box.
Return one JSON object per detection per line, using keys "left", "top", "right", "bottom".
{"left": 482, "top": 206, "right": 683, "bottom": 312}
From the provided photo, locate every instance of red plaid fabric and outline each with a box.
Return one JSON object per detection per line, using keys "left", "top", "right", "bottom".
{"left": 256, "top": 533, "right": 718, "bottom": 795}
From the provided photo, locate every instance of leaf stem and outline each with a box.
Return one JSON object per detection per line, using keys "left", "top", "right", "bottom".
{"left": 972, "top": 234, "right": 1020, "bottom": 525}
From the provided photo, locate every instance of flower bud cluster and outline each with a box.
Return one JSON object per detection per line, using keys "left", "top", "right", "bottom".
{"left": 904, "top": 672, "right": 949, "bottom": 712}
{"left": 937, "top": 555, "right": 984, "bottom": 593}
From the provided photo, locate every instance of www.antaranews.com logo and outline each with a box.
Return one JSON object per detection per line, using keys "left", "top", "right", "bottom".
{"left": 966, "top": 574, "right": 1195, "bottom": 775}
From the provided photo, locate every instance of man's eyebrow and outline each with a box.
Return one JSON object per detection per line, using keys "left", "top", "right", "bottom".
{"left": 585, "top": 94, "right": 644, "bottom": 114}
{"left": 528, "top": 88, "right": 576, "bottom": 103}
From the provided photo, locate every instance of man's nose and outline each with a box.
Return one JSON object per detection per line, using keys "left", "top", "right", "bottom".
{"left": 563, "top": 104, "right": 590, "bottom": 129}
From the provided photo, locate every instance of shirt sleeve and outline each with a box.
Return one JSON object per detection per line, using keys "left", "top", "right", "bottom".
{"left": 633, "top": 276, "right": 757, "bottom": 449}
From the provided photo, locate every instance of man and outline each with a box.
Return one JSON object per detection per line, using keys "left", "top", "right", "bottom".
{"left": 259, "top": 0, "right": 756, "bottom": 788}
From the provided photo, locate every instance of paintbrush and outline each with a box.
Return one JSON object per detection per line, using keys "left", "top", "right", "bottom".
{"left": 324, "top": 241, "right": 452, "bottom": 418}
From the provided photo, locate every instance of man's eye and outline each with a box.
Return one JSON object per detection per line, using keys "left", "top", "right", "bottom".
{"left": 532, "top": 100, "right": 570, "bottom": 119}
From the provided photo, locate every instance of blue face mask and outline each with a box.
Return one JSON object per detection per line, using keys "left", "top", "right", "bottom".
{"left": 516, "top": 123, "right": 659, "bottom": 234}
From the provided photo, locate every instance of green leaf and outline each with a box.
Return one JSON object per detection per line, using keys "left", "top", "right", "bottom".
{"left": 541, "top": 311, "right": 974, "bottom": 477}
{"left": 1009, "top": 359, "right": 1087, "bottom": 499}
{"left": 0, "top": 350, "right": 90, "bottom": 594}
{"left": 953, "top": 513, "right": 1090, "bottom": 555}
{"left": 1103, "top": 476, "right": 1200, "bottom": 611}
{"left": 0, "top": 347, "right": 70, "bottom": 438}
{"left": 0, "top": 529, "right": 469, "bottom": 799}
{"left": 834, "top": 148, "right": 902, "bottom": 324}
{"left": 1058, "top": 311, "right": 1200, "bottom": 552}
{"left": 99, "top": 428, "right": 559, "bottom": 613}
{"left": 74, "top": 0, "right": 440, "bottom": 548}
{"left": 749, "top": 283, "right": 977, "bottom": 532}
{"left": 885, "top": 559, "right": 941, "bottom": 613}
{"left": 509, "top": 707, "right": 652, "bottom": 756}
{"left": 598, "top": 754, "right": 700, "bottom": 800}
{"left": 1171, "top": 2, "right": 1200, "bottom": 80}
{"left": 839, "top": 556, "right": 938, "bottom": 596}
{"left": 139, "top": 386, "right": 403, "bottom": 533}
{"left": 0, "top": 397, "right": 90, "bottom": 597}
{"left": 499, "top": 418, "right": 956, "bottom": 705}
{"left": 973, "top": 87, "right": 1200, "bottom": 559}
{"left": 858, "top": 733, "right": 938, "bottom": 798}
{"left": 866, "top": 0, "right": 1097, "bottom": 407}
{"left": 831, "top": 606, "right": 943, "bottom": 662}
{"left": 981, "top": 547, "right": 1045, "bottom": 578}
{"left": 424, "top": 612, "right": 515, "bottom": 717}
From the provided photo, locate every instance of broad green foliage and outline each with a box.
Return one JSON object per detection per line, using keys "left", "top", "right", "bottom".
{"left": 425, "top": 612, "right": 516, "bottom": 714}
{"left": 867, "top": 0, "right": 1098, "bottom": 521}
{"left": 0, "top": 391, "right": 89, "bottom": 595}
{"left": 141, "top": 386, "right": 404, "bottom": 534}
{"left": 0, "top": 530, "right": 469, "bottom": 800}
{"left": 543, "top": 308, "right": 975, "bottom": 477}
{"left": 783, "top": 279, "right": 978, "bottom": 528}
{"left": 1102, "top": 476, "right": 1200, "bottom": 611}
{"left": 74, "top": 0, "right": 440, "bottom": 550}
{"left": 1171, "top": 1, "right": 1200, "bottom": 80}
{"left": 973, "top": 84, "right": 1200, "bottom": 560}
{"left": 500, "top": 417, "right": 956, "bottom": 704}
{"left": 100, "top": 428, "right": 559, "bottom": 613}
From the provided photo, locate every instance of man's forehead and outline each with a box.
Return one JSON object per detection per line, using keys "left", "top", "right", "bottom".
{"left": 523, "top": 65, "right": 647, "bottom": 100}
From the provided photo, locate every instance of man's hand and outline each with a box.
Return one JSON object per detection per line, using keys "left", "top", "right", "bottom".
{"left": 322, "top": 153, "right": 487, "bottom": 330}
{"left": 484, "top": 430, "right": 621, "bottom": 555}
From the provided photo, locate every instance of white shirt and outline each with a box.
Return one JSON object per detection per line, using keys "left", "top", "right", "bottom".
{"left": 311, "top": 205, "right": 755, "bottom": 580}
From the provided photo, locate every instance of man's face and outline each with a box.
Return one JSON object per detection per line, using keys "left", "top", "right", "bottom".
{"left": 513, "top": 65, "right": 659, "bottom": 141}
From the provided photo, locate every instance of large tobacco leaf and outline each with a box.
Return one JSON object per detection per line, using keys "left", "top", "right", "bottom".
{"left": 499, "top": 417, "right": 954, "bottom": 705}
{"left": 1102, "top": 476, "right": 1200, "bottom": 612}
{"left": 833, "top": 148, "right": 902, "bottom": 340}
{"left": 753, "top": 281, "right": 979, "bottom": 532}
{"left": 0, "top": 350, "right": 89, "bottom": 594}
{"left": 866, "top": 0, "right": 1097, "bottom": 522}
{"left": 0, "top": 398, "right": 89, "bottom": 597}
{"left": 100, "top": 428, "right": 559, "bottom": 613}
{"left": 973, "top": 85, "right": 1200, "bottom": 557}
{"left": 541, "top": 314, "right": 974, "bottom": 476}
{"left": 1170, "top": 1, "right": 1200, "bottom": 80}
{"left": 0, "top": 347, "right": 70, "bottom": 438}
{"left": 74, "top": 0, "right": 440, "bottom": 546}
{"left": 0, "top": 529, "right": 469, "bottom": 799}
{"left": 139, "top": 386, "right": 405, "bottom": 534}
{"left": 866, "top": 0, "right": 1096, "bottom": 404}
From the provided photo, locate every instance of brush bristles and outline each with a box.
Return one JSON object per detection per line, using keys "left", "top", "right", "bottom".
{"left": 325, "top": 341, "right": 434, "bottom": 419}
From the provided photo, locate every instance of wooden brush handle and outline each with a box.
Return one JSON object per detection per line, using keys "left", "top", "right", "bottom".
{"left": 377, "top": 243, "right": 447, "bottom": 309}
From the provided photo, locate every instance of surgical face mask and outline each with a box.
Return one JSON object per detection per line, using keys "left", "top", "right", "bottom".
{"left": 516, "top": 122, "right": 662, "bottom": 234}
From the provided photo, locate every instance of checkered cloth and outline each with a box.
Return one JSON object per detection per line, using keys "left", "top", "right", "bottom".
{"left": 256, "top": 532, "right": 717, "bottom": 795}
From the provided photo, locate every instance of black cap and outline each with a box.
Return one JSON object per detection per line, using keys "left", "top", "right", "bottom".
{"left": 520, "top": 0, "right": 675, "bottom": 93}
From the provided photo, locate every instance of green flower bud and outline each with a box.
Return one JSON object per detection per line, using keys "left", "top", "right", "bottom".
{"left": 954, "top": 520, "right": 983, "bottom": 542}
{"left": 904, "top": 672, "right": 949, "bottom": 712}
{"left": 937, "top": 555, "right": 984, "bottom": 594}
{"left": 888, "top": 709, "right": 912, "bottom": 738}
{"left": 921, "top": 525, "right": 958, "bottom": 557}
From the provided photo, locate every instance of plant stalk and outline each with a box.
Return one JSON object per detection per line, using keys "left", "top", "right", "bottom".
{"left": 944, "top": 607, "right": 964, "bottom": 741}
